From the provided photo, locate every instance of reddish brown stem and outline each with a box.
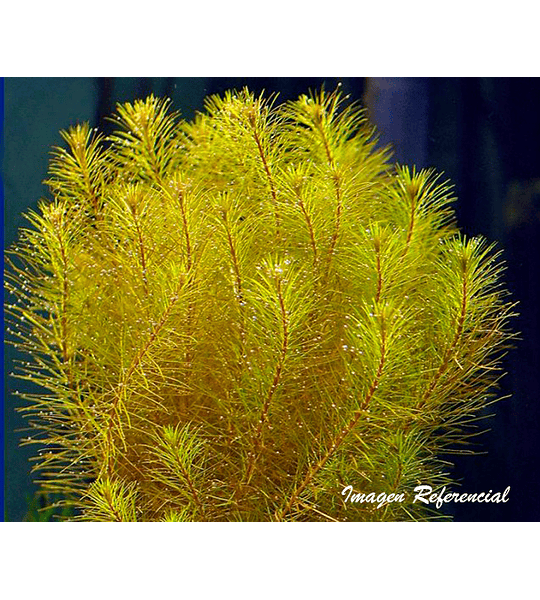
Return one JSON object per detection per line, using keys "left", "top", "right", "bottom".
{"left": 418, "top": 275, "right": 468, "bottom": 409}
{"left": 251, "top": 122, "right": 280, "bottom": 234}
{"left": 244, "top": 279, "right": 289, "bottom": 484}
{"left": 276, "top": 326, "right": 386, "bottom": 520}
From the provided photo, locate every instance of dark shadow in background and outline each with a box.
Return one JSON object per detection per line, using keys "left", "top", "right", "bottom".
{"left": 427, "top": 78, "right": 540, "bottom": 521}
{"left": 4, "top": 77, "right": 539, "bottom": 521}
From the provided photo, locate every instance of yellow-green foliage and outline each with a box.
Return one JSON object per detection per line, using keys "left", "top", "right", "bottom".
{"left": 5, "top": 89, "right": 515, "bottom": 521}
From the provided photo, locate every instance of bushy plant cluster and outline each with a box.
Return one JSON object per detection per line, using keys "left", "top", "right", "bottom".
{"left": 5, "top": 88, "right": 515, "bottom": 521}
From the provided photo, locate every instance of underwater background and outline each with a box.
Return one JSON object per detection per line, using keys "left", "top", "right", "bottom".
{"left": 3, "top": 77, "right": 539, "bottom": 521}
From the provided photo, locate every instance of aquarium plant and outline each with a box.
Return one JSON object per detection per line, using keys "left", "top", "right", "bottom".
{"left": 5, "top": 88, "right": 515, "bottom": 521}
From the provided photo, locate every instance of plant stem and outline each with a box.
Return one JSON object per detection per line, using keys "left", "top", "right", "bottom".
{"left": 276, "top": 325, "right": 386, "bottom": 521}
{"left": 244, "top": 278, "right": 289, "bottom": 485}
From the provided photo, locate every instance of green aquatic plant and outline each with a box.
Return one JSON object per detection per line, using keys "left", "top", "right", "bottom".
{"left": 5, "top": 88, "right": 515, "bottom": 521}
